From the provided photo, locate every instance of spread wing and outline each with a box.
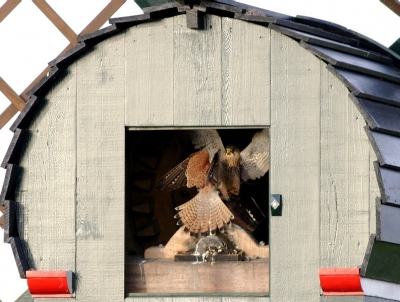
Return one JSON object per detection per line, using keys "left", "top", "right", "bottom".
{"left": 156, "top": 151, "right": 210, "bottom": 190}
{"left": 188, "top": 129, "right": 224, "bottom": 162}
{"left": 240, "top": 128, "right": 270, "bottom": 181}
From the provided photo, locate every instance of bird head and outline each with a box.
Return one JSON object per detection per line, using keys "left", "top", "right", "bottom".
{"left": 225, "top": 145, "right": 240, "bottom": 156}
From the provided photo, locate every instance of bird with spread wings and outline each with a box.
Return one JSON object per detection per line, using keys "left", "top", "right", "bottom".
{"left": 156, "top": 129, "right": 269, "bottom": 236}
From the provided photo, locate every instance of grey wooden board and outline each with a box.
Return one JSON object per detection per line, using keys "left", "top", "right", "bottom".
{"left": 351, "top": 96, "right": 400, "bottom": 137}
{"left": 367, "top": 129, "right": 400, "bottom": 170}
{"left": 10, "top": 237, "right": 29, "bottom": 278}
{"left": 125, "top": 15, "right": 270, "bottom": 127}
{"left": 320, "top": 66, "right": 371, "bottom": 268}
{"left": 173, "top": 14, "right": 222, "bottom": 126}
{"left": 125, "top": 17, "right": 174, "bottom": 126}
{"left": 10, "top": 96, "right": 44, "bottom": 132}
{"left": 1, "top": 128, "right": 27, "bottom": 168}
{"left": 3, "top": 200, "right": 17, "bottom": 242}
{"left": 377, "top": 201, "right": 400, "bottom": 245}
{"left": 302, "top": 43, "right": 400, "bottom": 83}
{"left": 270, "top": 30, "right": 321, "bottom": 301}
{"left": 221, "top": 17, "right": 270, "bottom": 125}
{"left": 269, "top": 24, "right": 392, "bottom": 65}
{"left": 272, "top": 18, "right": 358, "bottom": 46}
{"left": 369, "top": 146, "right": 379, "bottom": 235}
{"left": 75, "top": 34, "right": 125, "bottom": 302}
{"left": 15, "top": 66, "right": 76, "bottom": 272}
{"left": 374, "top": 163, "right": 400, "bottom": 205}
{"left": 328, "top": 66, "right": 400, "bottom": 107}
{"left": 0, "top": 164, "right": 18, "bottom": 204}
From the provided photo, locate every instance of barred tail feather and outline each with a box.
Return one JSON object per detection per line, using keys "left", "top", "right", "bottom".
{"left": 174, "top": 184, "right": 234, "bottom": 235}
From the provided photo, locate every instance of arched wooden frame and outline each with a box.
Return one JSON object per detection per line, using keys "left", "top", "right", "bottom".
{"left": 2, "top": 2, "right": 400, "bottom": 300}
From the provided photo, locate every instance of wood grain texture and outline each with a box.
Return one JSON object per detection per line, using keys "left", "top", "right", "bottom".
{"left": 320, "top": 64, "right": 371, "bottom": 268}
{"left": 15, "top": 67, "right": 76, "bottom": 271}
{"left": 270, "top": 31, "right": 321, "bottom": 301}
{"left": 221, "top": 18, "right": 270, "bottom": 126}
{"left": 125, "top": 17, "right": 174, "bottom": 127}
{"left": 75, "top": 34, "right": 125, "bottom": 302}
{"left": 369, "top": 145, "right": 379, "bottom": 235}
{"left": 173, "top": 14, "right": 222, "bottom": 126}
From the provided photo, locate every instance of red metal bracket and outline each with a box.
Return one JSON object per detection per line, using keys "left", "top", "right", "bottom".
{"left": 27, "top": 270, "right": 73, "bottom": 298}
{"left": 319, "top": 268, "right": 364, "bottom": 296}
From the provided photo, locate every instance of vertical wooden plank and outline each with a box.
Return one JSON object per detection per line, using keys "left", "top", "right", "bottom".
{"left": 173, "top": 14, "right": 222, "bottom": 126}
{"left": 125, "top": 17, "right": 174, "bottom": 127}
{"left": 221, "top": 18, "right": 270, "bottom": 126}
{"left": 320, "top": 64, "right": 371, "bottom": 268}
{"left": 76, "top": 34, "right": 125, "bottom": 302}
{"left": 270, "top": 31, "right": 321, "bottom": 301}
{"left": 369, "top": 145, "right": 379, "bottom": 235}
{"left": 15, "top": 66, "right": 76, "bottom": 271}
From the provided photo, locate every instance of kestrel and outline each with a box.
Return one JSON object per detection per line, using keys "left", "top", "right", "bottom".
{"left": 157, "top": 129, "right": 269, "bottom": 235}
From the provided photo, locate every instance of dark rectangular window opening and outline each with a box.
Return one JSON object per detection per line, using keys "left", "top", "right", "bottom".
{"left": 125, "top": 129, "right": 269, "bottom": 296}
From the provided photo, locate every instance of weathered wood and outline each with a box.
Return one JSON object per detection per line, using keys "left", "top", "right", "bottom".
{"left": 75, "top": 34, "right": 125, "bottom": 302}
{"left": 328, "top": 66, "right": 400, "bottom": 107}
{"left": 10, "top": 96, "right": 44, "bottom": 131}
{"left": 377, "top": 200, "right": 400, "bottom": 244}
{"left": 320, "top": 65, "right": 370, "bottom": 268}
{"left": 369, "top": 146, "right": 379, "bottom": 235}
{"left": 302, "top": 43, "right": 400, "bottom": 83}
{"left": 125, "top": 17, "right": 174, "bottom": 127}
{"left": 269, "top": 24, "right": 392, "bottom": 65}
{"left": 221, "top": 18, "right": 270, "bottom": 126}
{"left": 9, "top": 237, "right": 30, "bottom": 278}
{"left": 1, "top": 128, "right": 27, "bottom": 168}
{"left": 374, "top": 162, "right": 400, "bottom": 205}
{"left": 126, "top": 257, "right": 269, "bottom": 293}
{"left": 15, "top": 66, "right": 76, "bottom": 272}
{"left": 0, "top": 164, "right": 19, "bottom": 205}
{"left": 270, "top": 31, "right": 321, "bottom": 301}
{"left": 173, "top": 14, "right": 222, "bottom": 126}
{"left": 3, "top": 200, "right": 17, "bottom": 243}
{"left": 186, "top": 9, "right": 205, "bottom": 29}
{"left": 367, "top": 129, "right": 400, "bottom": 170}
{"left": 351, "top": 96, "right": 400, "bottom": 137}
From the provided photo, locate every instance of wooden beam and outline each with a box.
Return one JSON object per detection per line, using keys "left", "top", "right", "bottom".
{"left": 0, "top": 77, "right": 26, "bottom": 111}
{"left": 80, "top": 0, "right": 126, "bottom": 36}
{"left": 0, "top": 0, "right": 126, "bottom": 129}
{"left": 381, "top": 0, "right": 400, "bottom": 16}
{"left": 0, "top": 103, "right": 18, "bottom": 130}
{"left": 32, "top": 0, "right": 78, "bottom": 45}
{"left": 0, "top": 0, "right": 21, "bottom": 23}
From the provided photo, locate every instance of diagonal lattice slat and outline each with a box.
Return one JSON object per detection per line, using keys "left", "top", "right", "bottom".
{"left": 0, "top": 0, "right": 126, "bottom": 130}
{"left": 0, "top": 0, "right": 21, "bottom": 23}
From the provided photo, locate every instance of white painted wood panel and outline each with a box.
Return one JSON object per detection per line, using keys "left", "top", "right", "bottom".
{"left": 270, "top": 31, "right": 321, "bottom": 301}
{"left": 125, "top": 17, "right": 174, "bottom": 127}
{"left": 320, "top": 64, "right": 371, "bottom": 267}
{"left": 221, "top": 18, "right": 270, "bottom": 126}
{"left": 76, "top": 34, "right": 125, "bottom": 302}
{"left": 16, "top": 66, "right": 77, "bottom": 271}
{"left": 173, "top": 14, "right": 222, "bottom": 126}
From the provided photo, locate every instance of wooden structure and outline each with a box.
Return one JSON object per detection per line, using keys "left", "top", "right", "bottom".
{"left": 1, "top": 0, "right": 400, "bottom": 301}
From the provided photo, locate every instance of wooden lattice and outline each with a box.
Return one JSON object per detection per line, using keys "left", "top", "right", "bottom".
{"left": 0, "top": 0, "right": 126, "bottom": 130}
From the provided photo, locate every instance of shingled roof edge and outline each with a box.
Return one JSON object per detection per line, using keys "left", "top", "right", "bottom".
{"left": 1, "top": 3, "right": 400, "bottom": 296}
